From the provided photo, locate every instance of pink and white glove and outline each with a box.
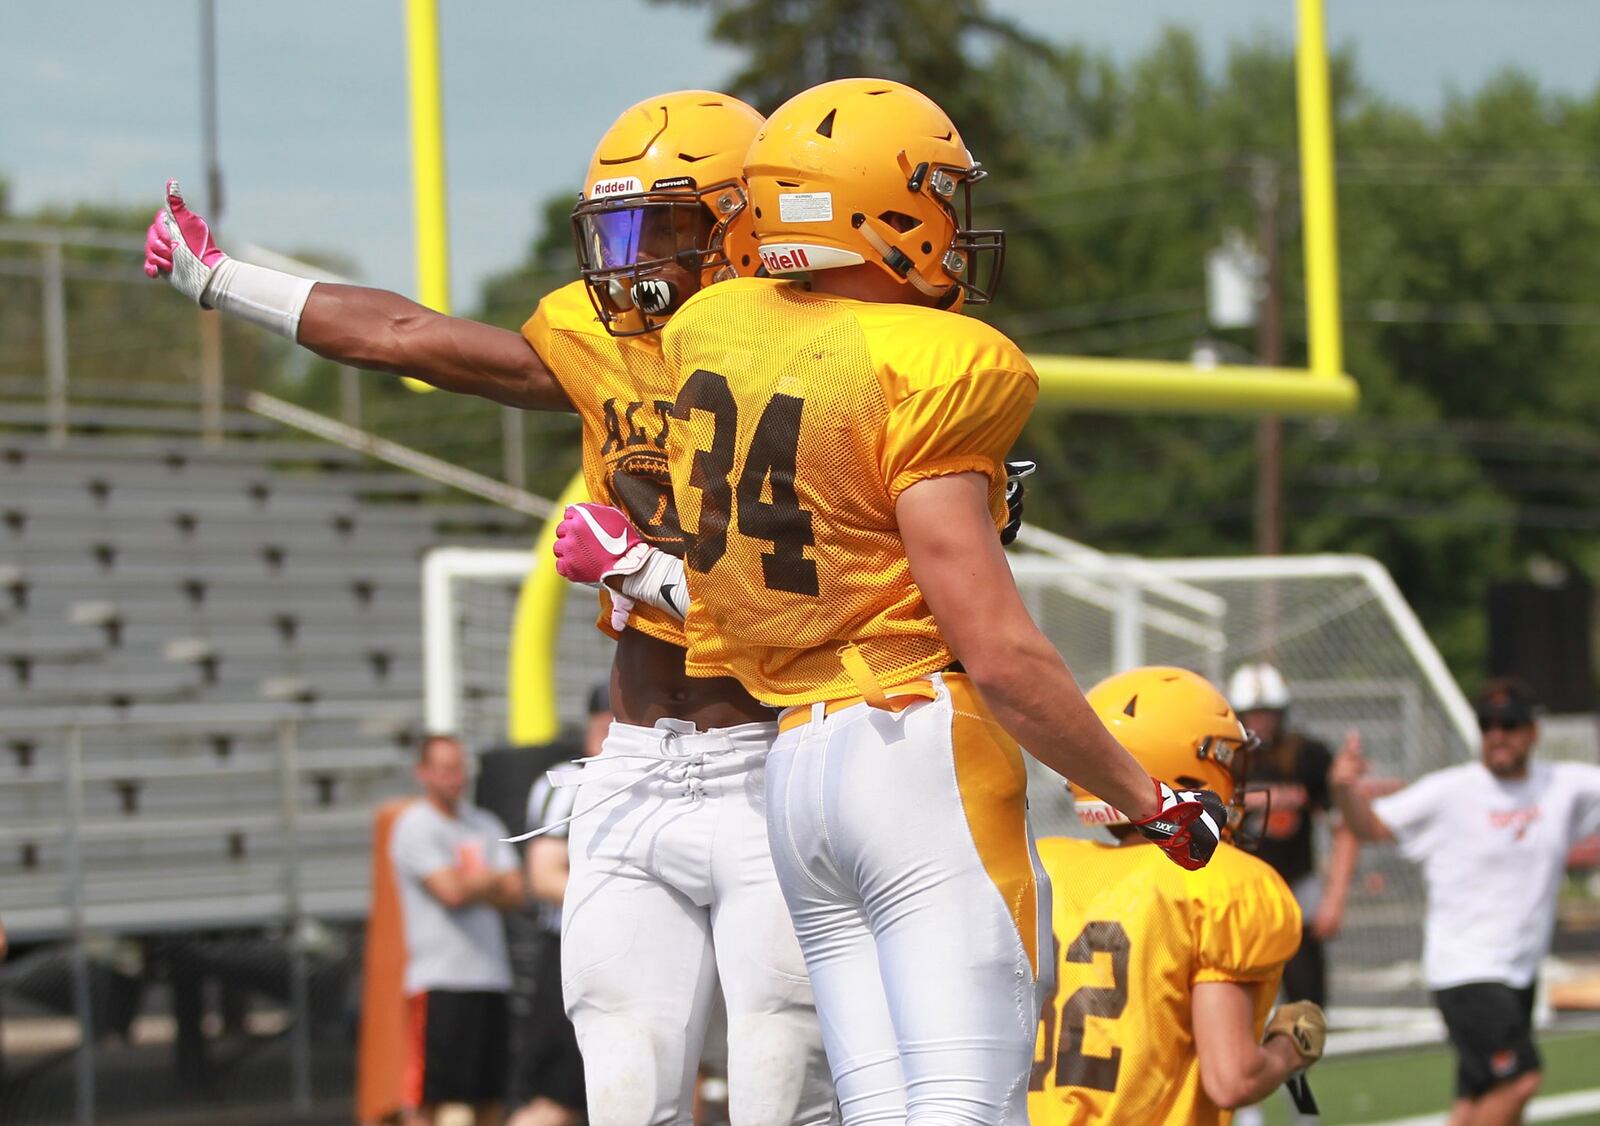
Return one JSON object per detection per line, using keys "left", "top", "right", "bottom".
{"left": 143, "top": 179, "right": 314, "bottom": 339}
{"left": 552, "top": 503, "right": 690, "bottom": 631}
{"left": 553, "top": 503, "right": 651, "bottom": 631}
{"left": 144, "top": 180, "right": 227, "bottom": 302}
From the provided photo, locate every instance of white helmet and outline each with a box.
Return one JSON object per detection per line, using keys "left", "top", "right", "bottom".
{"left": 1227, "top": 663, "right": 1291, "bottom": 712}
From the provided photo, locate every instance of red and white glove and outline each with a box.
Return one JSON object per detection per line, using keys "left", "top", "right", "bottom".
{"left": 1133, "top": 781, "right": 1227, "bottom": 870}
{"left": 144, "top": 179, "right": 314, "bottom": 339}
{"left": 552, "top": 503, "right": 689, "bottom": 631}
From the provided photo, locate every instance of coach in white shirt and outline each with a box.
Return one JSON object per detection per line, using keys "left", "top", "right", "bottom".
{"left": 1332, "top": 678, "right": 1600, "bottom": 1126}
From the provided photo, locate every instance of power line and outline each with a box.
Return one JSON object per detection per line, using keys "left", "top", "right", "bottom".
{"left": 1349, "top": 299, "right": 1600, "bottom": 327}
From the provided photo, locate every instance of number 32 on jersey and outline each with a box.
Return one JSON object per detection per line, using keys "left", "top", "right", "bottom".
{"left": 1033, "top": 921, "right": 1130, "bottom": 1095}
{"left": 671, "top": 368, "right": 820, "bottom": 596}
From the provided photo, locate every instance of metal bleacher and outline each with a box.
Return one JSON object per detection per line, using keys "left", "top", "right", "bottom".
{"left": 0, "top": 422, "right": 538, "bottom": 941}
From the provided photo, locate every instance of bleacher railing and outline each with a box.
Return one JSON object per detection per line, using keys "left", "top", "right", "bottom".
{"left": 0, "top": 222, "right": 571, "bottom": 492}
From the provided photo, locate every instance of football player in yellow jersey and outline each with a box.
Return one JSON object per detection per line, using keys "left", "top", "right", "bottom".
{"left": 146, "top": 93, "right": 839, "bottom": 1125}
{"left": 554, "top": 78, "right": 1229, "bottom": 1125}
{"left": 1031, "top": 667, "right": 1328, "bottom": 1126}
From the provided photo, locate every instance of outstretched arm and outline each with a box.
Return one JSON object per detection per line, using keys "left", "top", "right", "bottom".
{"left": 146, "top": 181, "right": 571, "bottom": 412}
{"left": 296, "top": 283, "right": 569, "bottom": 410}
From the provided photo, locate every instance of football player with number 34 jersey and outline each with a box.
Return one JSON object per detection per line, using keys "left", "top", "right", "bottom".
{"left": 1032, "top": 668, "right": 1325, "bottom": 1125}
{"left": 558, "top": 78, "right": 1230, "bottom": 1125}
{"left": 146, "top": 92, "right": 836, "bottom": 1126}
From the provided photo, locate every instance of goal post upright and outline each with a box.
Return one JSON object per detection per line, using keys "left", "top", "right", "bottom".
{"left": 1026, "top": 0, "right": 1355, "bottom": 417}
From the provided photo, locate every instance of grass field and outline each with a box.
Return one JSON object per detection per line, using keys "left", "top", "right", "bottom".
{"left": 1258, "top": 1030, "right": 1600, "bottom": 1125}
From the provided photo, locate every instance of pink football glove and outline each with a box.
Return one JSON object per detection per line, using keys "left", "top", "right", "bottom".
{"left": 553, "top": 503, "right": 653, "bottom": 631}
{"left": 144, "top": 179, "right": 227, "bottom": 303}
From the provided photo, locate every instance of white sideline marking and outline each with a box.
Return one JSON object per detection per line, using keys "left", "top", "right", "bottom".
{"left": 1360, "top": 1086, "right": 1600, "bottom": 1126}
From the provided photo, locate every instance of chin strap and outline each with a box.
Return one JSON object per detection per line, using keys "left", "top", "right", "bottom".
{"left": 851, "top": 214, "right": 949, "bottom": 299}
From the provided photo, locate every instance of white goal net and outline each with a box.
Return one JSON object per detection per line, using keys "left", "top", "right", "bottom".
{"left": 1009, "top": 547, "right": 1478, "bottom": 1047}
{"left": 425, "top": 542, "right": 1477, "bottom": 1043}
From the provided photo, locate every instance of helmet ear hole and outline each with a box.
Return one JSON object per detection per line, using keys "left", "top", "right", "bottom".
{"left": 878, "top": 210, "right": 921, "bottom": 233}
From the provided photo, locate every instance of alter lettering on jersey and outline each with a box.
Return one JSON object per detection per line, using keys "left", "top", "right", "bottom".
{"left": 600, "top": 397, "right": 672, "bottom": 456}
{"left": 598, "top": 396, "right": 684, "bottom": 556}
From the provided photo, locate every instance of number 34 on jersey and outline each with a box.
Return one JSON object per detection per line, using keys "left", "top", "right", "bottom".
{"left": 659, "top": 277, "right": 1038, "bottom": 706}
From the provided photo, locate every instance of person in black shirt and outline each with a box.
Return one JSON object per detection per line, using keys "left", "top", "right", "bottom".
{"left": 1228, "top": 664, "right": 1360, "bottom": 1009}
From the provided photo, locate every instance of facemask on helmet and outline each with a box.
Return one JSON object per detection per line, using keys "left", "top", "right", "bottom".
{"left": 572, "top": 92, "right": 764, "bottom": 336}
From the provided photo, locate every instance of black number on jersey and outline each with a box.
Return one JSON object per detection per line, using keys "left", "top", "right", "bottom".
{"left": 1031, "top": 920, "right": 1130, "bottom": 1094}
{"left": 672, "top": 369, "right": 819, "bottom": 596}
{"left": 672, "top": 368, "right": 736, "bottom": 573}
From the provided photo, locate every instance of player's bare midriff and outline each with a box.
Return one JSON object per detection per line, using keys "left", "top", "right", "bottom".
{"left": 610, "top": 628, "right": 774, "bottom": 728}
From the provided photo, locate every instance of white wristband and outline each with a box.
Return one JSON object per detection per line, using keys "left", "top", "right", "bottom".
{"left": 617, "top": 549, "right": 689, "bottom": 621}
{"left": 200, "top": 259, "right": 316, "bottom": 341}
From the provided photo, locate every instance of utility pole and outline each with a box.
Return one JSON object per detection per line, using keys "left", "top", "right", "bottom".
{"left": 1253, "top": 158, "right": 1285, "bottom": 555}
{"left": 198, "top": 0, "right": 225, "bottom": 447}
{"left": 200, "top": 0, "right": 223, "bottom": 220}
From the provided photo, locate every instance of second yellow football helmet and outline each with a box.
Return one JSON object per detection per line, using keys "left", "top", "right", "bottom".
{"left": 1074, "top": 666, "right": 1261, "bottom": 842}
{"left": 742, "top": 77, "right": 1004, "bottom": 309}
{"left": 572, "top": 90, "right": 764, "bottom": 335}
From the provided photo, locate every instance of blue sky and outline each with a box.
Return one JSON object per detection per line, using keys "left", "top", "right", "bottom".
{"left": 5, "top": 1, "right": 1597, "bottom": 309}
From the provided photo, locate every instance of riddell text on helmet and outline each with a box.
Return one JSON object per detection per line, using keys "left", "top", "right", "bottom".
{"left": 1076, "top": 804, "right": 1127, "bottom": 825}
{"left": 757, "top": 243, "right": 865, "bottom": 274}
{"left": 588, "top": 176, "right": 644, "bottom": 198}
{"left": 761, "top": 246, "right": 812, "bottom": 272}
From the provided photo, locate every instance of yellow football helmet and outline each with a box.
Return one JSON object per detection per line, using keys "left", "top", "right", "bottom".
{"left": 1074, "top": 666, "right": 1261, "bottom": 843}
{"left": 572, "top": 90, "right": 764, "bottom": 335}
{"left": 742, "top": 77, "right": 1004, "bottom": 309}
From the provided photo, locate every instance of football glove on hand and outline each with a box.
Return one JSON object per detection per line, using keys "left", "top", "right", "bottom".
{"left": 1001, "top": 458, "right": 1036, "bottom": 546}
{"left": 1132, "top": 780, "right": 1227, "bottom": 870}
{"left": 144, "top": 180, "right": 227, "bottom": 302}
{"left": 1265, "top": 1000, "right": 1327, "bottom": 1068}
{"left": 551, "top": 503, "right": 691, "bottom": 630}
{"left": 552, "top": 503, "right": 649, "bottom": 631}
{"left": 145, "top": 179, "right": 315, "bottom": 339}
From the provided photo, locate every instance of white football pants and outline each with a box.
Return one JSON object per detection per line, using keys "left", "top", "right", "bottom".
{"left": 766, "top": 673, "right": 1052, "bottom": 1126}
{"left": 561, "top": 718, "right": 838, "bottom": 1126}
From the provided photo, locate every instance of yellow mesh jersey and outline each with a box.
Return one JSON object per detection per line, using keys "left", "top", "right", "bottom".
{"left": 522, "top": 280, "right": 685, "bottom": 646}
{"left": 660, "top": 277, "right": 1037, "bottom": 705}
{"left": 1028, "top": 839, "right": 1301, "bottom": 1126}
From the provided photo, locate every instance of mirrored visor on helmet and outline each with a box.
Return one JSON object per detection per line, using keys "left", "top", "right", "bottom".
{"left": 580, "top": 207, "right": 647, "bottom": 271}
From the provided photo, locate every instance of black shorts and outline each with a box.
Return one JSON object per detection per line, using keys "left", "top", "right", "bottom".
{"left": 513, "top": 931, "right": 586, "bottom": 1111}
{"left": 1433, "top": 981, "right": 1540, "bottom": 1098}
{"left": 405, "top": 989, "right": 510, "bottom": 1107}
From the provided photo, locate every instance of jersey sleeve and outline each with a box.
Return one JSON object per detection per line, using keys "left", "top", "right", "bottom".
{"left": 521, "top": 296, "right": 558, "bottom": 367}
{"left": 1192, "top": 865, "right": 1302, "bottom": 985}
{"left": 519, "top": 281, "right": 596, "bottom": 396}
{"left": 390, "top": 811, "right": 451, "bottom": 880}
{"left": 880, "top": 368, "right": 1037, "bottom": 505}
{"left": 1371, "top": 773, "right": 1444, "bottom": 854}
